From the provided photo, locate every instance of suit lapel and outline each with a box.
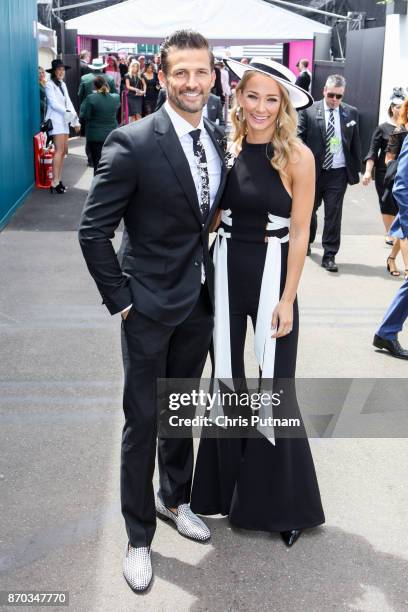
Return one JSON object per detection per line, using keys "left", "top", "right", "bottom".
{"left": 154, "top": 108, "right": 202, "bottom": 225}
{"left": 339, "top": 104, "right": 349, "bottom": 150}
{"left": 317, "top": 99, "right": 326, "bottom": 144}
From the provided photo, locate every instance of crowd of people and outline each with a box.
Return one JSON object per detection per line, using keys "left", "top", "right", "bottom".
{"left": 37, "top": 44, "right": 408, "bottom": 357}
{"left": 39, "top": 49, "right": 236, "bottom": 183}
{"left": 363, "top": 88, "right": 408, "bottom": 279}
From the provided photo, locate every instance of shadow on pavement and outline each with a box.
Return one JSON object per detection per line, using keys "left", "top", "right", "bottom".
{"left": 152, "top": 522, "right": 407, "bottom": 611}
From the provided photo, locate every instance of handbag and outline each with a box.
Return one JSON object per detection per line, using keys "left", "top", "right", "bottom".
{"left": 382, "top": 158, "right": 399, "bottom": 204}
{"left": 383, "top": 159, "right": 398, "bottom": 188}
{"left": 40, "top": 118, "right": 53, "bottom": 133}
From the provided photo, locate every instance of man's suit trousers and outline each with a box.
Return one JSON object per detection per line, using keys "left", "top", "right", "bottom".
{"left": 376, "top": 278, "right": 408, "bottom": 341}
{"left": 120, "top": 284, "right": 213, "bottom": 547}
{"left": 310, "top": 167, "right": 348, "bottom": 260}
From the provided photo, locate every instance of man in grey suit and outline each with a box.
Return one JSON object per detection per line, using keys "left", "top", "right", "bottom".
{"left": 298, "top": 74, "right": 361, "bottom": 271}
{"left": 204, "top": 92, "right": 225, "bottom": 131}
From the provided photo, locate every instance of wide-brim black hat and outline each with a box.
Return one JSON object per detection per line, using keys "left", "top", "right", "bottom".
{"left": 225, "top": 57, "right": 314, "bottom": 110}
{"left": 46, "top": 59, "right": 71, "bottom": 73}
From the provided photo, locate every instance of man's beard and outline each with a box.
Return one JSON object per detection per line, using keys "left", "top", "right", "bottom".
{"left": 167, "top": 86, "right": 210, "bottom": 114}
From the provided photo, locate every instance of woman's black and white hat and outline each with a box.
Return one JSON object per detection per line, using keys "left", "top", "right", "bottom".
{"left": 224, "top": 57, "right": 314, "bottom": 110}
{"left": 390, "top": 86, "right": 406, "bottom": 105}
{"left": 46, "top": 59, "right": 71, "bottom": 73}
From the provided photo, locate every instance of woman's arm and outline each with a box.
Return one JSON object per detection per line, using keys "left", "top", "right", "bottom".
{"left": 271, "top": 144, "right": 315, "bottom": 338}
{"left": 63, "top": 83, "right": 80, "bottom": 130}
{"left": 209, "top": 208, "right": 222, "bottom": 233}
{"left": 362, "top": 159, "right": 375, "bottom": 185}
{"left": 125, "top": 77, "right": 136, "bottom": 93}
{"left": 363, "top": 126, "right": 381, "bottom": 185}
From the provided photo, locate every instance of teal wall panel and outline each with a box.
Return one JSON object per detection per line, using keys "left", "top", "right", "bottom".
{"left": 0, "top": 0, "right": 39, "bottom": 229}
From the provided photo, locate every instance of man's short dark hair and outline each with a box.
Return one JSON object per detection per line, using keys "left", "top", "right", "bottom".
{"left": 160, "top": 30, "right": 214, "bottom": 76}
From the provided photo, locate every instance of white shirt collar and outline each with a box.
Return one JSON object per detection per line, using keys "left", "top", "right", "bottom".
{"left": 164, "top": 100, "right": 204, "bottom": 138}
{"left": 323, "top": 100, "right": 339, "bottom": 113}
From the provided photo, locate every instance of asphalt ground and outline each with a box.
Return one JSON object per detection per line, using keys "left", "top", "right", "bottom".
{"left": 0, "top": 138, "right": 407, "bottom": 612}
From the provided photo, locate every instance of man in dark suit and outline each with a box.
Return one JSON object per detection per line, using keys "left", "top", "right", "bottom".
{"left": 373, "top": 136, "right": 408, "bottom": 359}
{"left": 78, "top": 30, "right": 227, "bottom": 592}
{"left": 298, "top": 74, "right": 361, "bottom": 271}
{"left": 79, "top": 50, "right": 91, "bottom": 76}
{"left": 204, "top": 92, "right": 225, "bottom": 131}
{"left": 295, "top": 59, "right": 311, "bottom": 91}
{"left": 155, "top": 86, "right": 167, "bottom": 110}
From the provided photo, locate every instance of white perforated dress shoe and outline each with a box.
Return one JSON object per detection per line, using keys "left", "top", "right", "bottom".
{"left": 156, "top": 494, "right": 211, "bottom": 542}
{"left": 123, "top": 542, "right": 152, "bottom": 592}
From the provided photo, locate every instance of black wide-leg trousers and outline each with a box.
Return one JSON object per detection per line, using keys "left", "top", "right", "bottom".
{"left": 309, "top": 167, "right": 348, "bottom": 260}
{"left": 191, "top": 241, "right": 325, "bottom": 532}
{"left": 120, "top": 284, "right": 213, "bottom": 547}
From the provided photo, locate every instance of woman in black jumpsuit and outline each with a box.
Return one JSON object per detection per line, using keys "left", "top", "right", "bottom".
{"left": 191, "top": 58, "right": 325, "bottom": 547}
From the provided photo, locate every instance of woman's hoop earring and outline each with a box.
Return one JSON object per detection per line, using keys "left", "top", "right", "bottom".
{"left": 235, "top": 106, "right": 243, "bottom": 121}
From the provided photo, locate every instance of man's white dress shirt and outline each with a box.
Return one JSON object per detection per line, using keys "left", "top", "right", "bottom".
{"left": 121, "top": 101, "right": 222, "bottom": 315}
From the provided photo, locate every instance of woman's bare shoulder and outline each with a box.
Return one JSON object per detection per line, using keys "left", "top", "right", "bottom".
{"left": 287, "top": 141, "right": 314, "bottom": 178}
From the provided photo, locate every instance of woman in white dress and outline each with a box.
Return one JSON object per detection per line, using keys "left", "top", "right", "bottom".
{"left": 45, "top": 59, "right": 80, "bottom": 194}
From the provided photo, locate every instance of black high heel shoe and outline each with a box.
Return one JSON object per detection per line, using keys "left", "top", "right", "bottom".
{"left": 58, "top": 181, "right": 67, "bottom": 192}
{"left": 50, "top": 183, "right": 65, "bottom": 194}
{"left": 280, "top": 529, "right": 302, "bottom": 547}
{"left": 386, "top": 256, "right": 400, "bottom": 277}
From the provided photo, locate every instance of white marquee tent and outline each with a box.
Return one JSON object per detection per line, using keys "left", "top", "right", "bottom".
{"left": 66, "top": 0, "right": 331, "bottom": 44}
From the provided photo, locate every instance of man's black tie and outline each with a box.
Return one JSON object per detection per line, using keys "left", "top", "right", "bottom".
{"left": 189, "top": 129, "right": 210, "bottom": 220}
{"left": 323, "top": 108, "right": 335, "bottom": 170}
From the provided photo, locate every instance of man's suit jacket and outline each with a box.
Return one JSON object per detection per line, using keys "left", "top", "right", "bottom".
{"left": 80, "top": 60, "right": 91, "bottom": 77}
{"left": 78, "top": 106, "right": 227, "bottom": 325}
{"left": 206, "top": 93, "right": 225, "bottom": 128}
{"left": 155, "top": 88, "right": 167, "bottom": 111}
{"left": 297, "top": 99, "right": 362, "bottom": 185}
{"left": 78, "top": 72, "right": 117, "bottom": 104}
{"left": 390, "top": 135, "right": 408, "bottom": 239}
{"left": 295, "top": 71, "right": 311, "bottom": 91}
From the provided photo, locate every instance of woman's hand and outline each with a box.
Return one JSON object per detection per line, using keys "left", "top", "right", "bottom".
{"left": 271, "top": 300, "right": 293, "bottom": 339}
{"left": 362, "top": 171, "right": 372, "bottom": 186}
{"left": 74, "top": 124, "right": 81, "bottom": 134}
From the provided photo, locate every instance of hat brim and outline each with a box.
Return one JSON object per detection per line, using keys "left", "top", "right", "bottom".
{"left": 225, "top": 58, "right": 313, "bottom": 110}
{"left": 46, "top": 64, "right": 71, "bottom": 73}
{"left": 89, "top": 64, "right": 108, "bottom": 70}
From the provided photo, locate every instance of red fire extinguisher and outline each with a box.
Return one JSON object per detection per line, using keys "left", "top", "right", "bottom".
{"left": 40, "top": 145, "right": 54, "bottom": 188}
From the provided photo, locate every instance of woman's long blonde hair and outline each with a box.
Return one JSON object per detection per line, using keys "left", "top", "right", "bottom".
{"left": 128, "top": 60, "right": 140, "bottom": 78}
{"left": 230, "top": 71, "right": 301, "bottom": 176}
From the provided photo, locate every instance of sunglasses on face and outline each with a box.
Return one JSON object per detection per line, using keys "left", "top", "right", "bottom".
{"left": 327, "top": 93, "right": 343, "bottom": 100}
